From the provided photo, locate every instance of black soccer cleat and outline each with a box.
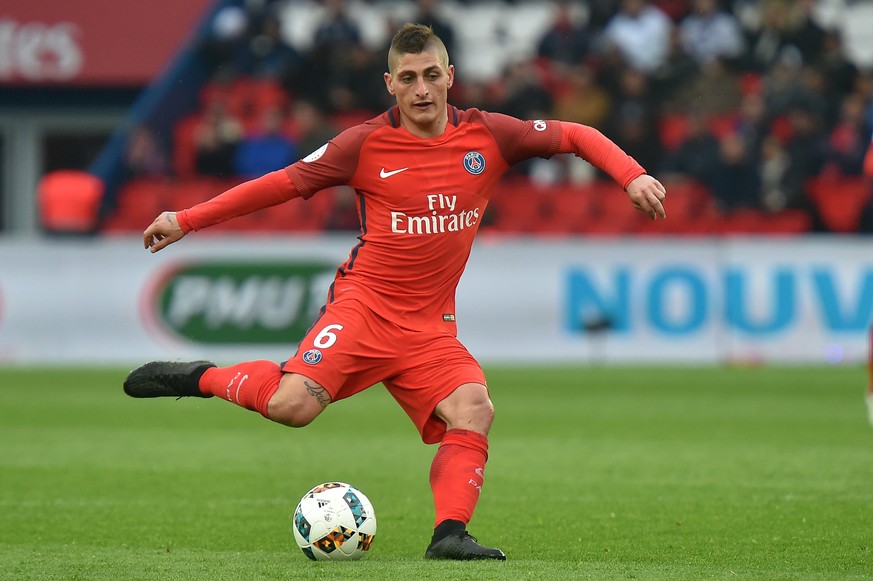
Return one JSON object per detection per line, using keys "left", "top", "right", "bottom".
{"left": 123, "top": 360, "right": 215, "bottom": 398}
{"left": 424, "top": 531, "right": 506, "bottom": 561}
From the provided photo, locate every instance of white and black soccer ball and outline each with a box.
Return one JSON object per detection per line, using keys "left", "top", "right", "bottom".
{"left": 292, "top": 482, "right": 377, "bottom": 561}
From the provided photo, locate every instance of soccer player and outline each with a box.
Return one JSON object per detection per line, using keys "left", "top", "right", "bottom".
{"left": 124, "top": 23, "right": 667, "bottom": 560}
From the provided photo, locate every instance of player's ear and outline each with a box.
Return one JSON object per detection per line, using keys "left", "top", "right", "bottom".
{"left": 384, "top": 72, "right": 395, "bottom": 96}
{"left": 446, "top": 64, "right": 454, "bottom": 89}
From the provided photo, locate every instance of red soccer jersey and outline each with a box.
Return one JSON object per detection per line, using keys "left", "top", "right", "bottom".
{"left": 285, "top": 105, "right": 561, "bottom": 332}
{"left": 179, "top": 105, "right": 645, "bottom": 334}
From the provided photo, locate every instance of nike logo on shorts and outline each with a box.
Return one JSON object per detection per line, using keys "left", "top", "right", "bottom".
{"left": 380, "top": 167, "right": 409, "bottom": 178}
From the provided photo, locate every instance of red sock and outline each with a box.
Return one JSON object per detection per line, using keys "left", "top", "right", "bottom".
{"left": 198, "top": 360, "right": 282, "bottom": 418}
{"left": 429, "top": 429, "right": 489, "bottom": 527}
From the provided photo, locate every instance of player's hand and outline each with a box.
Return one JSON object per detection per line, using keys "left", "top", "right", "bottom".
{"left": 626, "top": 174, "right": 667, "bottom": 220}
{"left": 143, "top": 211, "right": 185, "bottom": 253}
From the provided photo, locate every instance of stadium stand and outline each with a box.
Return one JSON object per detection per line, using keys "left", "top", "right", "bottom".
{"left": 96, "top": 0, "right": 873, "bottom": 236}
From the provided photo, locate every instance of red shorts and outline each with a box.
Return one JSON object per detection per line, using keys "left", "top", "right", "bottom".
{"left": 282, "top": 299, "right": 486, "bottom": 444}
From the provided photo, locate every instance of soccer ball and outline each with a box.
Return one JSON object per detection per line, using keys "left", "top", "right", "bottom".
{"left": 292, "top": 482, "right": 377, "bottom": 561}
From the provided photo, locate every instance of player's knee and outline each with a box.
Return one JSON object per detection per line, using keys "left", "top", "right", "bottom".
{"left": 437, "top": 384, "right": 495, "bottom": 433}
{"left": 473, "top": 397, "right": 495, "bottom": 427}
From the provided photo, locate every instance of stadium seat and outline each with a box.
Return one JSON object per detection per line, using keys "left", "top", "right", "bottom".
{"left": 716, "top": 208, "right": 777, "bottom": 235}
{"left": 37, "top": 170, "right": 104, "bottom": 234}
{"left": 488, "top": 180, "right": 551, "bottom": 233}
{"left": 760, "top": 209, "right": 812, "bottom": 235}
{"left": 101, "top": 177, "right": 172, "bottom": 233}
{"left": 806, "top": 174, "right": 873, "bottom": 233}
{"left": 542, "top": 185, "right": 598, "bottom": 234}
{"left": 583, "top": 181, "right": 649, "bottom": 236}
{"left": 658, "top": 113, "right": 689, "bottom": 152}
{"left": 173, "top": 115, "right": 201, "bottom": 177}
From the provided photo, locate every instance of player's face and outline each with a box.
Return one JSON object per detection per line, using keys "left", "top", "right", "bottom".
{"left": 384, "top": 49, "right": 454, "bottom": 139}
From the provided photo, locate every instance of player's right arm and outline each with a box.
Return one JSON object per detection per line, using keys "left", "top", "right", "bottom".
{"left": 143, "top": 122, "right": 372, "bottom": 253}
{"left": 143, "top": 168, "right": 300, "bottom": 253}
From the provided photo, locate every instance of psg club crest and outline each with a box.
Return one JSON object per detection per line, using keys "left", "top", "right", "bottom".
{"left": 302, "top": 349, "right": 323, "bottom": 365}
{"left": 463, "top": 151, "right": 486, "bottom": 175}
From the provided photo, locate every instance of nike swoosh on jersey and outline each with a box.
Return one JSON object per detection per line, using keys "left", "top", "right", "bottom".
{"left": 380, "top": 167, "right": 409, "bottom": 178}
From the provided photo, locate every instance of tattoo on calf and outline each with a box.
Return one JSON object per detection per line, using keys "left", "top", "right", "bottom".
{"left": 304, "top": 380, "right": 331, "bottom": 408}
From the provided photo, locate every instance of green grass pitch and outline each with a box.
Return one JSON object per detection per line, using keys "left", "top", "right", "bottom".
{"left": 1, "top": 365, "right": 871, "bottom": 580}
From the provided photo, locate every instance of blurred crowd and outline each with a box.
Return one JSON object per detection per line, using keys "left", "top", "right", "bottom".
{"left": 125, "top": 0, "right": 873, "bottom": 231}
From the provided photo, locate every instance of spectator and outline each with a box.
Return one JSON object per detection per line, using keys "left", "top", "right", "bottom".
{"left": 759, "top": 134, "right": 791, "bottom": 212}
{"left": 812, "top": 30, "right": 860, "bottom": 117}
{"left": 494, "top": 60, "right": 553, "bottom": 121}
{"left": 651, "top": 26, "right": 699, "bottom": 106}
{"left": 652, "top": 0, "right": 692, "bottom": 22}
{"left": 292, "top": 99, "right": 340, "bottom": 162}
{"left": 294, "top": 0, "right": 364, "bottom": 109}
{"left": 540, "top": 64, "right": 612, "bottom": 185}
{"left": 493, "top": 60, "right": 554, "bottom": 180}
{"left": 325, "top": 43, "right": 391, "bottom": 115}
{"left": 675, "top": 58, "right": 742, "bottom": 115}
{"left": 824, "top": 92, "right": 871, "bottom": 176}
{"left": 237, "top": 12, "right": 302, "bottom": 81}
{"left": 123, "top": 125, "right": 169, "bottom": 179}
{"left": 678, "top": 0, "right": 744, "bottom": 66}
{"left": 197, "top": 4, "right": 249, "bottom": 76}
{"left": 710, "top": 130, "right": 762, "bottom": 211}
{"left": 313, "top": 0, "right": 363, "bottom": 56}
{"left": 760, "top": 45, "right": 809, "bottom": 118}
{"left": 234, "top": 106, "right": 297, "bottom": 180}
{"left": 659, "top": 107, "right": 721, "bottom": 189}
{"left": 672, "top": 57, "right": 743, "bottom": 115}
{"left": 600, "top": 0, "right": 673, "bottom": 74}
{"left": 732, "top": 89, "right": 770, "bottom": 160}
{"left": 193, "top": 100, "right": 243, "bottom": 178}
{"left": 551, "top": 64, "right": 611, "bottom": 129}
{"left": 608, "top": 102, "right": 664, "bottom": 178}
{"left": 585, "top": 0, "right": 620, "bottom": 30}
{"left": 777, "top": 101, "right": 827, "bottom": 211}
{"left": 737, "top": 0, "right": 822, "bottom": 74}
{"left": 603, "top": 67, "right": 663, "bottom": 172}
{"left": 412, "top": 0, "right": 456, "bottom": 61}
{"left": 783, "top": 0, "right": 826, "bottom": 66}
{"left": 536, "top": 0, "right": 591, "bottom": 73}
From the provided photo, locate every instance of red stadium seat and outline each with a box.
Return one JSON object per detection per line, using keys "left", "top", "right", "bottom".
{"left": 658, "top": 113, "right": 689, "bottom": 152}
{"left": 760, "top": 209, "right": 812, "bottom": 235}
{"left": 488, "top": 180, "right": 551, "bottom": 233}
{"left": 172, "top": 115, "right": 201, "bottom": 177}
{"left": 584, "top": 181, "right": 650, "bottom": 236}
{"left": 806, "top": 174, "right": 873, "bottom": 233}
{"left": 38, "top": 170, "right": 104, "bottom": 233}
{"left": 543, "top": 185, "right": 598, "bottom": 234}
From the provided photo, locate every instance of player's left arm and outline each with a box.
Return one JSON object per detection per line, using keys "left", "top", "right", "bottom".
{"left": 483, "top": 112, "right": 666, "bottom": 220}
{"left": 558, "top": 121, "right": 666, "bottom": 220}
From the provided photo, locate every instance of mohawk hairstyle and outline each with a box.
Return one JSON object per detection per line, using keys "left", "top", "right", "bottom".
{"left": 387, "top": 23, "right": 449, "bottom": 73}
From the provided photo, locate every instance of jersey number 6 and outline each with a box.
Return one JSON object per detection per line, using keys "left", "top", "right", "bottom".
{"left": 313, "top": 324, "right": 344, "bottom": 349}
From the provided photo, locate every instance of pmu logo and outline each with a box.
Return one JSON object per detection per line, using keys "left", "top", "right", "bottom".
{"left": 148, "top": 261, "right": 335, "bottom": 344}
